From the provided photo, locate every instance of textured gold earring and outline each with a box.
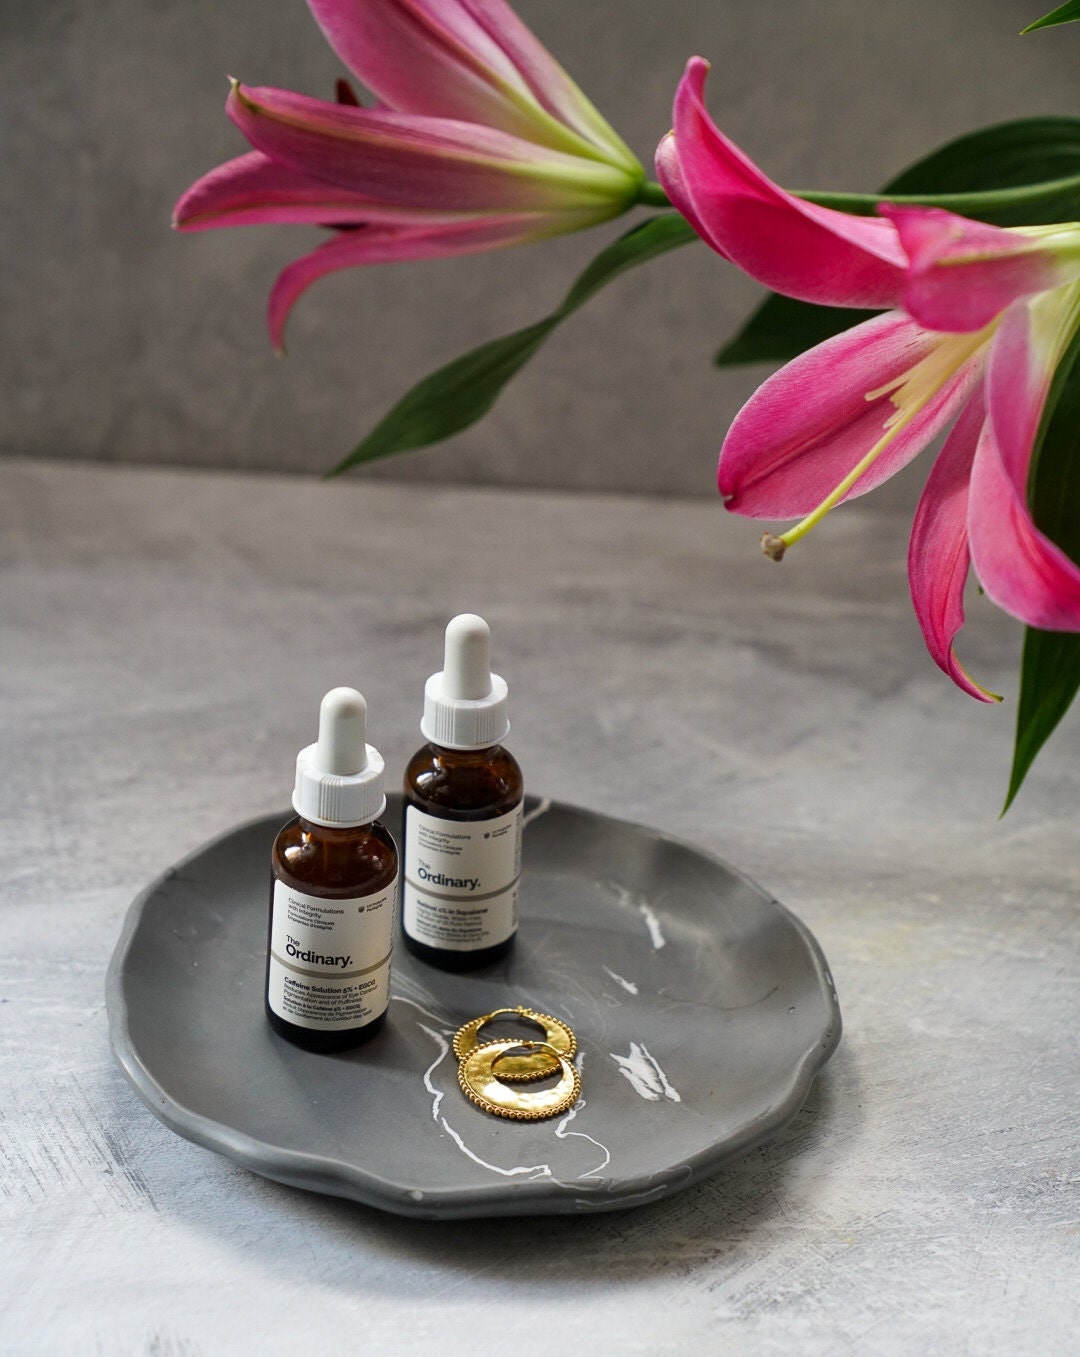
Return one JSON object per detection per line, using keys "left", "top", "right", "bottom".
{"left": 452, "top": 1007, "right": 577, "bottom": 1082}
{"left": 458, "top": 1040, "right": 582, "bottom": 1121}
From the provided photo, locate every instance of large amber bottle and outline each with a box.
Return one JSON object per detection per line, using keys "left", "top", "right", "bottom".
{"left": 402, "top": 615, "right": 523, "bottom": 971}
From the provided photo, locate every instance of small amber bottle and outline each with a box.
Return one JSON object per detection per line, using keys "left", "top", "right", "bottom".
{"left": 266, "top": 687, "right": 398, "bottom": 1052}
{"left": 403, "top": 615, "right": 523, "bottom": 971}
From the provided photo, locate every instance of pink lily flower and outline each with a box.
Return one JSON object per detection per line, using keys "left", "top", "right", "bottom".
{"left": 175, "top": 0, "right": 646, "bottom": 350}
{"left": 657, "top": 57, "right": 1080, "bottom": 701}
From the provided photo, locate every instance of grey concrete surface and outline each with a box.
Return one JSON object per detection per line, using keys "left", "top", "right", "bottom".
{"left": 4, "top": 0, "right": 1078, "bottom": 493}
{"left": 2, "top": 457, "right": 1078, "bottom": 1354}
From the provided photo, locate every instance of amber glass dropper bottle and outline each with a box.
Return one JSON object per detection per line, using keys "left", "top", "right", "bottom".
{"left": 402, "top": 615, "right": 523, "bottom": 971}
{"left": 266, "top": 687, "right": 398, "bottom": 1052}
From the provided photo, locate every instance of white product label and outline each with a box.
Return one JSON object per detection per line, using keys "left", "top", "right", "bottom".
{"left": 267, "top": 878, "right": 396, "bottom": 1030}
{"left": 403, "top": 801, "right": 523, "bottom": 951}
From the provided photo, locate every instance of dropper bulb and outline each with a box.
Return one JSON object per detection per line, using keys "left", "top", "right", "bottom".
{"left": 443, "top": 614, "right": 493, "bottom": 700}
{"left": 315, "top": 687, "right": 368, "bottom": 776}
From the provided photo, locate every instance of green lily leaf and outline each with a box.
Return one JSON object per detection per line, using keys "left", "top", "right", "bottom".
{"left": 328, "top": 213, "right": 697, "bottom": 475}
{"left": 878, "top": 117, "right": 1080, "bottom": 200}
{"left": 717, "top": 117, "right": 1080, "bottom": 367}
{"left": 718, "top": 294, "right": 873, "bottom": 370}
{"left": 1022, "top": 0, "right": 1080, "bottom": 33}
{"left": 1003, "top": 325, "right": 1080, "bottom": 812}
{"left": 715, "top": 297, "right": 881, "bottom": 367}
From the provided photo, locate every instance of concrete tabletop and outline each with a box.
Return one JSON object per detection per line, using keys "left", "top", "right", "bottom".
{"left": 2, "top": 457, "right": 1077, "bottom": 1355}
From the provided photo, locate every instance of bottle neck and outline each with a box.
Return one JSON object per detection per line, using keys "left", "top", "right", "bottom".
{"left": 428, "top": 741, "right": 503, "bottom": 761}
{"left": 297, "top": 814, "right": 377, "bottom": 836}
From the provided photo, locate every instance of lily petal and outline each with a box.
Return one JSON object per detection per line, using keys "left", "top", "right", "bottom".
{"left": 306, "top": 0, "right": 639, "bottom": 167}
{"left": 173, "top": 150, "right": 459, "bottom": 230}
{"left": 227, "top": 82, "right": 638, "bottom": 212}
{"left": 718, "top": 312, "right": 981, "bottom": 518}
{"left": 460, "top": 0, "right": 640, "bottom": 167}
{"left": 267, "top": 210, "right": 594, "bottom": 350}
{"left": 308, "top": 0, "right": 535, "bottom": 124}
{"left": 907, "top": 383, "right": 1000, "bottom": 701}
{"left": 657, "top": 58, "right": 907, "bottom": 308}
{"left": 881, "top": 204, "right": 1080, "bottom": 333}
{"left": 655, "top": 129, "right": 727, "bottom": 259}
{"left": 968, "top": 291, "right": 1080, "bottom": 629}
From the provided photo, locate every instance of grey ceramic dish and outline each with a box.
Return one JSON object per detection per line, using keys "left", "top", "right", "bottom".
{"left": 107, "top": 795, "right": 841, "bottom": 1219}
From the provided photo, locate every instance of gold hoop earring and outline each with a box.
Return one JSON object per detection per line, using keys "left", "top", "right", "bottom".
{"left": 458, "top": 1040, "right": 581, "bottom": 1121}
{"left": 452, "top": 1007, "right": 577, "bottom": 1082}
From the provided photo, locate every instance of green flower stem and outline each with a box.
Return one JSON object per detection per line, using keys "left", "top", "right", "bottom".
{"left": 638, "top": 180, "right": 672, "bottom": 207}
{"left": 797, "top": 175, "right": 1080, "bottom": 218}
{"left": 638, "top": 173, "right": 1080, "bottom": 221}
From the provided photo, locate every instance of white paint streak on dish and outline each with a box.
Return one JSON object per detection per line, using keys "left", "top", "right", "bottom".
{"left": 438, "top": 1120, "right": 552, "bottom": 1180}
{"left": 602, "top": 881, "right": 665, "bottom": 949}
{"left": 603, "top": 966, "right": 639, "bottom": 995}
{"left": 391, "top": 987, "right": 455, "bottom": 1026}
{"left": 392, "top": 995, "right": 456, "bottom": 1124}
{"left": 553, "top": 1054, "right": 612, "bottom": 1180}
{"left": 610, "top": 1043, "right": 682, "bottom": 1103}
{"left": 416, "top": 1022, "right": 451, "bottom": 1124}
{"left": 522, "top": 797, "right": 552, "bottom": 828}
{"left": 639, "top": 903, "right": 666, "bottom": 950}
{"left": 582, "top": 1182, "right": 670, "bottom": 1210}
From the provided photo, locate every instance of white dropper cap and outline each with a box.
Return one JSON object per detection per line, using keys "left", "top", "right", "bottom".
{"left": 421, "top": 614, "right": 510, "bottom": 751}
{"left": 293, "top": 687, "right": 386, "bottom": 827}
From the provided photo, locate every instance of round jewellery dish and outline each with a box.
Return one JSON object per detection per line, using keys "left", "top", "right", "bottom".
{"left": 107, "top": 794, "right": 841, "bottom": 1219}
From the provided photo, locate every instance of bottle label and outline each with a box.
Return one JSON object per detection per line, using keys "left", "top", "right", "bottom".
{"left": 403, "top": 801, "right": 523, "bottom": 951}
{"left": 267, "top": 878, "right": 396, "bottom": 1030}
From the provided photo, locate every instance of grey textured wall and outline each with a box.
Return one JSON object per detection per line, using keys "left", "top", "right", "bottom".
{"left": 5, "top": 1, "right": 1077, "bottom": 494}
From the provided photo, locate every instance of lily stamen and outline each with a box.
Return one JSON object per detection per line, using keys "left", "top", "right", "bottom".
{"left": 765, "top": 322, "right": 995, "bottom": 558}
